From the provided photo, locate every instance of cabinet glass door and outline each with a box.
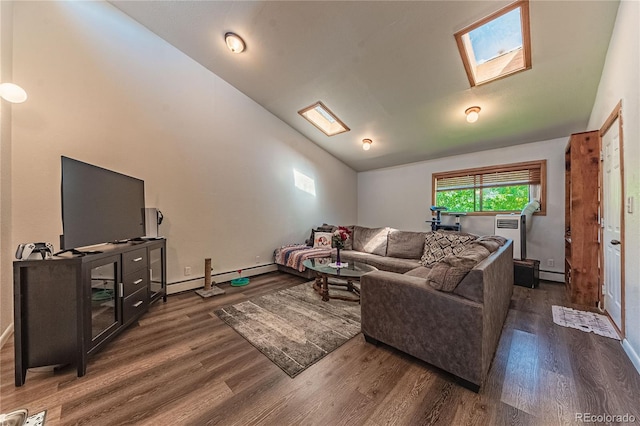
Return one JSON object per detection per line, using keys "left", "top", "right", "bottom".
{"left": 90, "top": 258, "right": 120, "bottom": 343}
{"left": 149, "top": 245, "right": 165, "bottom": 302}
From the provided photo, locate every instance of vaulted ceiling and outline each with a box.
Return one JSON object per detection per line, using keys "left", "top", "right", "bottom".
{"left": 110, "top": 1, "right": 619, "bottom": 172}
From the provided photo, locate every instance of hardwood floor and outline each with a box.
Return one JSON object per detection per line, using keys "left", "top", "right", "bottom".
{"left": 1, "top": 272, "right": 639, "bottom": 425}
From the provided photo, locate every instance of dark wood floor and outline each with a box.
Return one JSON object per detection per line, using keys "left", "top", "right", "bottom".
{"left": 1, "top": 272, "right": 639, "bottom": 425}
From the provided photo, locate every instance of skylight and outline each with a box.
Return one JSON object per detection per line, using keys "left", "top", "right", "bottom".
{"left": 454, "top": 0, "right": 531, "bottom": 87}
{"left": 298, "top": 101, "right": 350, "bottom": 137}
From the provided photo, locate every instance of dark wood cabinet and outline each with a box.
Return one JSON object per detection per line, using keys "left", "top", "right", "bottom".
{"left": 13, "top": 239, "right": 166, "bottom": 386}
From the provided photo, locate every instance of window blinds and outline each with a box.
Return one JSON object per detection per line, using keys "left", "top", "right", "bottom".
{"left": 435, "top": 163, "right": 542, "bottom": 192}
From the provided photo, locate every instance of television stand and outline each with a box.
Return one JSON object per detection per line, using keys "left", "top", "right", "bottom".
{"left": 13, "top": 239, "right": 167, "bottom": 386}
{"left": 53, "top": 248, "right": 103, "bottom": 257}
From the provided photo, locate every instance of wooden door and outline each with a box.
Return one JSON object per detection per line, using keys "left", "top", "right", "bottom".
{"left": 602, "top": 104, "right": 624, "bottom": 333}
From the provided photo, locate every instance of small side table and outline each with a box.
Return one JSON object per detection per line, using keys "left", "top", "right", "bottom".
{"left": 514, "top": 259, "right": 540, "bottom": 288}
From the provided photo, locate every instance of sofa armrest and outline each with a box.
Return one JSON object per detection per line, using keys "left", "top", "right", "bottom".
{"left": 360, "top": 270, "right": 484, "bottom": 385}
{"left": 480, "top": 240, "right": 514, "bottom": 378}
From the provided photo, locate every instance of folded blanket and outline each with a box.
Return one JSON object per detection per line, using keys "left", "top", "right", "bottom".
{"left": 274, "top": 244, "right": 333, "bottom": 272}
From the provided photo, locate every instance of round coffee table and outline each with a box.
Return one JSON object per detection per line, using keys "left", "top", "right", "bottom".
{"left": 302, "top": 258, "right": 377, "bottom": 302}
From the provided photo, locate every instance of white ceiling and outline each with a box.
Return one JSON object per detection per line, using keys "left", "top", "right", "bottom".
{"left": 110, "top": 1, "right": 619, "bottom": 172}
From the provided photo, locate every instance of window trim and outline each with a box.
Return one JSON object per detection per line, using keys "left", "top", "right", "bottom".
{"left": 454, "top": 0, "right": 532, "bottom": 87}
{"left": 431, "top": 159, "right": 547, "bottom": 216}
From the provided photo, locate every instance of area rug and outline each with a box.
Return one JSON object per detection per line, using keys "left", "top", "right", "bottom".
{"left": 552, "top": 305, "right": 620, "bottom": 340}
{"left": 214, "top": 282, "right": 361, "bottom": 377}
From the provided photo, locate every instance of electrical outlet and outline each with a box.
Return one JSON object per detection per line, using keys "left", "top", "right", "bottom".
{"left": 184, "top": 266, "right": 192, "bottom": 276}
{"left": 547, "top": 259, "right": 554, "bottom": 267}
{"left": 255, "top": 256, "right": 260, "bottom": 264}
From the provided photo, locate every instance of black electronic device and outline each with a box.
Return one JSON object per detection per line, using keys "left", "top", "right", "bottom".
{"left": 61, "top": 156, "right": 145, "bottom": 250}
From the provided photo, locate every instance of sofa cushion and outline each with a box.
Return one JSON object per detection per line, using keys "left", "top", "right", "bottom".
{"left": 474, "top": 235, "right": 508, "bottom": 253}
{"left": 367, "top": 257, "right": 421, "bottom": 274}
{"left": 386, "top": 230, "right": 427, "bottom": 259}
{"left": 339, "top": 250, "right": 420, "bottom": 274}
{"left": 426, "top": 254, "right": 478, "bottom": 292}
{"left": 353, "top": 226, "right": 389, "bottom": 256}
{"left": 404, "top": 266, "right": 432, "bottom": 279}
{"left": 420, "top": 231, "right": 476, "bottom": 267}
{"left": 313, "top": 232, "right": 333, "bottom": 248}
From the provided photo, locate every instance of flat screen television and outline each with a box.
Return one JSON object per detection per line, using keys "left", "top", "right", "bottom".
{"left": 61, "top": 156, "right": 145, "bottom": 250}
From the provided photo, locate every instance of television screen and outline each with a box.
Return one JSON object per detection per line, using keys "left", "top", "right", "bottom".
{"left": 61, "top": 156, "right": 145, "bottom": 249}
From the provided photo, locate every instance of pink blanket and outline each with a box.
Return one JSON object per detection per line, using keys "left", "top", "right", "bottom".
{"left": 274, "top": 245, "right": 334, "bottom": 272}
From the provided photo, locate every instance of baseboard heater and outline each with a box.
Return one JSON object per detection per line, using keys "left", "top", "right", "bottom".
{"left": 167, "top": 263, "right": 277, "bottom": 295}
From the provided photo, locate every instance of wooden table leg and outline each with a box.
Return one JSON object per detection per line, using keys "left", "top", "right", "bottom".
{"left": 322, "top": 275, "right": 330, "bottom": 301}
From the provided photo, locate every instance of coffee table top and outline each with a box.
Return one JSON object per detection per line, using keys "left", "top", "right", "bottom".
{"left": 302, "top": 258, "right": 377, "bottom": 278}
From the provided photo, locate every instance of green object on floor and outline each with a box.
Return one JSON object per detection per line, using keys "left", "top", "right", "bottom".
{"left": 92, "top": 289, "right": 114, "bottom": 301}
{"left": 230, "top": 277, "right": 250, "bottom": 287}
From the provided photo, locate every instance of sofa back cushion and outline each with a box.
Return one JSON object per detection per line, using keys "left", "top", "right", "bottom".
{"left": 387, "top": 231, "right": 427, "bottom": 259}
{"left": 420, "top": 231, "right": 476, "bottom": 267}
{"left": 353, "top": 226, "right": 389, "bottom": 256}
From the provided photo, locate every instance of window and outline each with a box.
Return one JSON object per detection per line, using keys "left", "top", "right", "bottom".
{"left": 454, "top": 0, "right": 531, "bottom": 87}
{"left": 432, "top": 160, "right": 546, "bottom": 215}
{"left": 298, "top": 101, "right": 350, "bottom": 137}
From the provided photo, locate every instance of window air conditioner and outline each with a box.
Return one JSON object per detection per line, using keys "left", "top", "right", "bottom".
{"left": 494, "top": 214, "right": 526, "bottom": 260}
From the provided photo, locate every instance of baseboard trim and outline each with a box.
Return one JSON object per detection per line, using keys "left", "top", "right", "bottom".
{"left": 167, "top": 264, "right": 278, "bottom": 295}
{"left": 622, "top": 339, "right": 640, "bottom": 376}
{"left": 540, "top": 271, "right": 564, "bottom": 283}
{"left": 1, "top": 323, "right": 14, "bottom": 349}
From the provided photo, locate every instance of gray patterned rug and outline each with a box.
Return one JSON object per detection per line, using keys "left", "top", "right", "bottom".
{"left": 214, "top": 282, "right": 361, "bottom": 377}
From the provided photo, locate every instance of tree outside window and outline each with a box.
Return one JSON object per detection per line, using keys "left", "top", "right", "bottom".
{"left": 432, "top": 160, "right": 546, "bottom": 215}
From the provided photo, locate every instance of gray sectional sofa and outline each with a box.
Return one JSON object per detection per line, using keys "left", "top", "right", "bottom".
{"left": 276, "top": 224, "right": 514, "bottom": 390}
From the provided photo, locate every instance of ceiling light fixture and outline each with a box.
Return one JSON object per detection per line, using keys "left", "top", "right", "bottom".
{"left": 362, "top": 139, "right": 373, "bottom": 151}
{"left": 465, "top": 106, "right": 481, "bottom": 123}
{"left": 225, "top": 32, "right": 245, "bottom": 54}
{"left": 0, "top": 83, "right": 28, "bottom": 103}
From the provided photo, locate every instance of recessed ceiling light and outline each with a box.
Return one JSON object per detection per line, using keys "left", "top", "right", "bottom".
{"left": 225, "top": 32, "right": 245, "bottom": 54}
{"left": 465, "top": 106, "right": 481, "bottom": 123}
{"left": 362, "top": 139, "right": 373, "bottom": 151}
{"left": 0, "top": 83, "right": 27, "bottom": 103}
{"left": 298, "top": 101, "right": 350, "bottom": 137}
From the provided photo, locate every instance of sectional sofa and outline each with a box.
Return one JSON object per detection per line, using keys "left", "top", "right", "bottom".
{"left": 274, "top": 225, "right": 514, "bottom": 390}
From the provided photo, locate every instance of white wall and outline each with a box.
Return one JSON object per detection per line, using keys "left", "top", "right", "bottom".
{"left": 358, "top": 138, "right": 568, "bottom": 281}
{"left": 0, "top": 0, "right": 15, "bottom": 343}
{"left": 10, "top": 1, "right": 357, "bottom": 291}
{"left": 587, "top": 0, "right": 640, "bottom": 374}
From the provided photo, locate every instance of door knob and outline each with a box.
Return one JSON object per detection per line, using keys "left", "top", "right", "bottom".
{"left": 611, "top": 240, "right": 621, "bottom": 245}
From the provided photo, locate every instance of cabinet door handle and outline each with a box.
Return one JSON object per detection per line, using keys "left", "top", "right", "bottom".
{"left": 133, "top": 301, "right": 143, "bottom": 308}
{"left": 134, "top": 279, "right": 143, "bottom": 285}
{"left": 133, "top": 257, "right": 143, "bottom": 262}
{"left": 611, "top": 239, "right": 621, "bottom": 245}
{"left": 119, "top": 283, "right": 124, "bottom": 298}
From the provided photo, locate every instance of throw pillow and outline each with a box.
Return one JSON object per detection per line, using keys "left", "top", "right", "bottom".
{"left": 313, "top": 232, "right": 333, "bottom": 248}
{"left": 420, "top": 231, "right": 476, "bottom": 267}
{"left": 306, "top": 224, "right": 338, "bottom": 246}
{"left": 427, "top": 261, "right": 473, "bottom": 292}
{"left": 457, "top": 243, "right": 491, "bottom": 263}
